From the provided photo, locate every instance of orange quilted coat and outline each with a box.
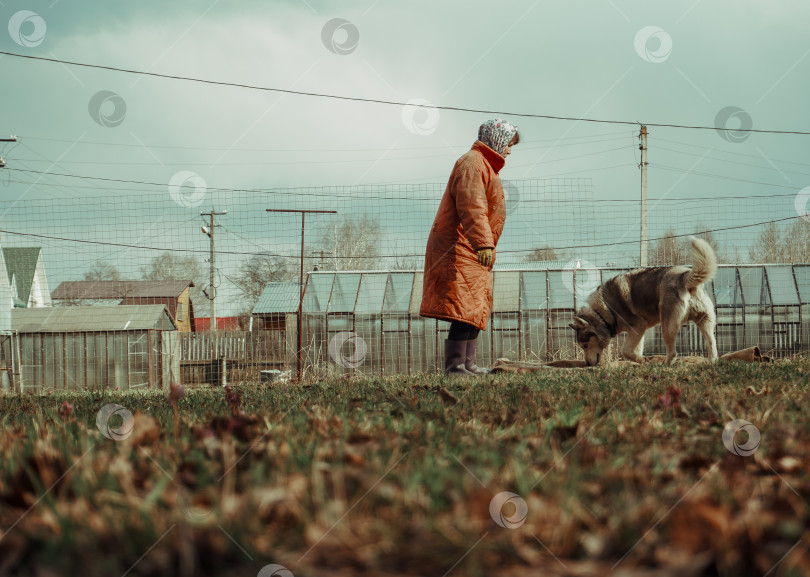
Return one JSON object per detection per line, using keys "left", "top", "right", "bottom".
{"left": 420, "top": 140, "right": 507, "bottom": 330}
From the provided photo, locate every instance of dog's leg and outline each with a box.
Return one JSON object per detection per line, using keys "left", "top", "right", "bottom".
{"left": 662, "top": 295, "right": 692, "bottom": 364}
{"left": 696, "top": 307, "right": 718, "bottom": 362}
{"left": 620, "top": 326, "right": 646, "bottom": 363}
{"left": 662, "top": 313, "right": 687, "bottom": 364}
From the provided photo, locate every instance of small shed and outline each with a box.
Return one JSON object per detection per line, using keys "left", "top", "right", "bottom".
{"left": 11, "top": 305, "right": 179, "bottom": 392}
{"left": 252, "top": 282, "right": 300, "bottom": 330}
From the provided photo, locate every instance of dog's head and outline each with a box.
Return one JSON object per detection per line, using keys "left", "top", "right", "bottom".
{"left": 568, "top": 310, "right": 612, "bottom": 366}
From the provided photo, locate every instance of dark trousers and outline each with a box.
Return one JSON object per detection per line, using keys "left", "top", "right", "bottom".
{"left": 448, "top": 321, "right": 480, "bottom": 341}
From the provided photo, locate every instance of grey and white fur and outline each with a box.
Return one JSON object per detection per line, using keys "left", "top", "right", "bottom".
{"left": 569, "top": 237, "right": 718, "bottom": 366}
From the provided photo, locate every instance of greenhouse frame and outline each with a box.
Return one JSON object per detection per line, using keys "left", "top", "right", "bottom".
{"left": 298, "top": 265, "right": 810, "bottom": 375}
{"left": 7, "top": 305, "right": 180, "bottom": 392}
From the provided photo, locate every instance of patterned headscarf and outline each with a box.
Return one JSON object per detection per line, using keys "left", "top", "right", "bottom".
{"left": 477, "top": 119, "right": 518, "bottom": 155}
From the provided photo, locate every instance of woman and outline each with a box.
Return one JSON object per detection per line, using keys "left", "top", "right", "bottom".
{"left": 420, "top": 119, "right": 519, "bottom": 375}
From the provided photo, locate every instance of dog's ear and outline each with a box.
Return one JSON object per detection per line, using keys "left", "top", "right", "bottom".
{"left": 573, "top": 316, "right": 590, "bottom": 328}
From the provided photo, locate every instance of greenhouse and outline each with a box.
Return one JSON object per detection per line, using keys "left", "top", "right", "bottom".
{"left": 298, "top": 265, "right": 810, "bottom": 375}
{"left": 9, "top": 305, "right": 180, "bottom": 392}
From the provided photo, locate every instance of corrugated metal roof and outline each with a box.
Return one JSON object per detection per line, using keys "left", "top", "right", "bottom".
{"left": 52, "top": 280, "right": 193, "bottom": 300}
{"left": 3, "top": 247, "right": 41, "bottom": 305}
{"left": 12, "top": 305, "right": 177, "bottom": 332}
{"left": 494, "top": 259, "right": 634, "bottom": 270}
{"left": 494, "top": 260, "right": 584, "bottom": 270}
{"left": 252, "top": 282, "right": 300, "bottom": 314}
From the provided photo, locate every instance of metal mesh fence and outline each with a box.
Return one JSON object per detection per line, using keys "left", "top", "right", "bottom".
{"left": 302, "top": 265, "right": 810, "bottom": 377}
{"left": 0, "top": 175, "right": 807, "bottom": 386}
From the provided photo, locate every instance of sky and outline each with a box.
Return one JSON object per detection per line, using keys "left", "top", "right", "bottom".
{"left": 0, "top": 0, "right": 809, "bottom": 314}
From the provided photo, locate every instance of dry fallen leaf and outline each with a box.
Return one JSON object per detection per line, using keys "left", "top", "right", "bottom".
{"left": 124, "top": 410, "right": 161, "bottom": 447}
{"left": 344, "top": 452, "right": 366, "bottom": 467}
{"left": 666, "top": 498, "right": 731, "bottom": 555}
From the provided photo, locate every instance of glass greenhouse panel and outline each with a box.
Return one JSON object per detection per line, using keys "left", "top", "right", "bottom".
{"left": 327, "top": 315, "right": 353, "bottom": 331}
{"left": 738, "top": 267, "right": 768, "bottom": 307}
{"left": 409, "top": 272, "right": 424, "bottom": 315}
{"left": 713, "top": 267, "right": 739, "bottom": 307}
{"left": 521, "top": 272, "right": 547, "bottom": 310}
{"left": 765, "top": 266, "right": 799, "bottom": 305}
{"left": 329, "top": 273, "right": 361, "bottom": 313}
{"left": 356, "top": 273, "right": 387, "bottom": 314}
{"left": 303, "top": 273, "right": 334, "bottom": 313}
{"left": 492, "top": 271, "right": 520, "bottom": 312}
{"left": 547, "top": 271, "right": 575, "bottom": 309}
{"left": 383, "top": 273, "right": 414, "bottom": 313}
{"left": 574, "top": 267, "right": 601, "bottom": 304}
{"left": 794, "top": 265, "right": 810, "bottom": 303}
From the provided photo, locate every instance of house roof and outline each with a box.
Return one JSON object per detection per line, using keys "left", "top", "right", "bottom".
{"left": 51, "top": 280, "right": 193, "bottom": 300}
{"left": 12, "top": 305, "right": 177, "bottom": 332}
{"left": 2, "top": 247, "right": 42, "bottom": 306}
{"left": 252, "top": 282, "right": 300, "bottom": 314}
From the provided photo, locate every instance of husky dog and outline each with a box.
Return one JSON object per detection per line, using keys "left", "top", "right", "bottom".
{"left": 569, "top": 237, "right": 718, "bottom": 366}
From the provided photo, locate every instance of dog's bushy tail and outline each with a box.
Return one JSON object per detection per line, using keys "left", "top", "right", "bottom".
{"left": 685, "top": 237, "right": 717, "bottom": 290}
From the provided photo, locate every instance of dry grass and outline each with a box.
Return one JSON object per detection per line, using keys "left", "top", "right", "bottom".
{"left": 1, "top": 360, "right": 809, "bottom": 577}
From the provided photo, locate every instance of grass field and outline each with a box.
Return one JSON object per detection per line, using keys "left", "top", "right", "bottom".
{"left": 0, "top": 360, "right": 809, "bottom": 577}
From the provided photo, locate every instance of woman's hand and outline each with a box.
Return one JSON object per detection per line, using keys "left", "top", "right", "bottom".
{"left": 477, "top": 248, "right": 493, "bottom": 267}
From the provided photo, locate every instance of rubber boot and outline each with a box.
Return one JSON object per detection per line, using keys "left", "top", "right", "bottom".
{"left": 444, "top": 339, "right": 474, "bottom": 375}
{"left": 465, "top": 339, "right": 490, "bottom": 375}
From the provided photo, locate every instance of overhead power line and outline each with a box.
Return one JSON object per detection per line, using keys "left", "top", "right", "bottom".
{"left": 2, "top": 50, "right": 810, "bottom": 136}
{"left": 7, "top": 157, "right": 800, "bottom": 198}
{"left": 17, "top": 132, "right": 632, "bottom": 152}
{"left": 9, "top": 144, "right": 633, "bottom": 167}
{"left": 656, "top": 145, "right": 810, "bottom": 178}
{"left": 7, "top": 176, "right": 797, "bottom": 203}
{"left": 652, "top": 164, "right": 800, "bottom": 190}
{"left": 7, "top": 162, "right": 636, "bottom": 195}
{"left": 0, "top": 214, "right": 805, "bottom": 259}
{"left": 657, "top": 138, "right": 810, "bottom": 169}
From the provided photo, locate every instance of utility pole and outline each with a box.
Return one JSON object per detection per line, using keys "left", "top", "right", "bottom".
{"left": 311, "top": 249, "right": 333, "bottom": 271}
{"left": 639, "top": 125, "right": 648, "bottom": 267}
{"left": 267, "top": 209, "right": 337, "bottom": 381}
{"left": 0, "top": 135, "right": 17, "bottom": 168}
{"left": 201, "top": 210, "right": 227, "bottom": 331}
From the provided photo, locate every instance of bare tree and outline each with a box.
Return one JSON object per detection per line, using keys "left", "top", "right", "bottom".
{"left": 749, "top": 220, "right": 810, "bottom": 263}
{"left": 232, "top": 254, "right": 295, "bottom": 307}
{"left": 391, "top": 254, "right": 423, "bottom": 270}
{"left": 317, "top": 215, "right": 382, "bottom": 271}
{"left": 749, "top": 222, "right": 782, "bottom": 263}
{"left": 141, "top": 252, "right": 204, "bottom": 303}
{"left": 525, "top": 244, "right": 563, "bottom": 262}
{"left": 83, "top": 260, "right": 121, "bottom": 281}
{"left": 785, "top": 220, "right": 810, "bottom": 262}
{"left": 141, "top": 252, "right": 202, "bottom": 282}
{"left": 649, "top": 228, "right": 688, "bottom": 266}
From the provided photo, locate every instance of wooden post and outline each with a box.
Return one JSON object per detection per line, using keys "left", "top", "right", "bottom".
{"left": 147, "top": 330, "right": 153, "bottom": 390}
{"left": 266, "top": 209, "right": 337, "bottom": 381}
{"left": 639, "top": 125, "right": 649, "bottom": 267}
